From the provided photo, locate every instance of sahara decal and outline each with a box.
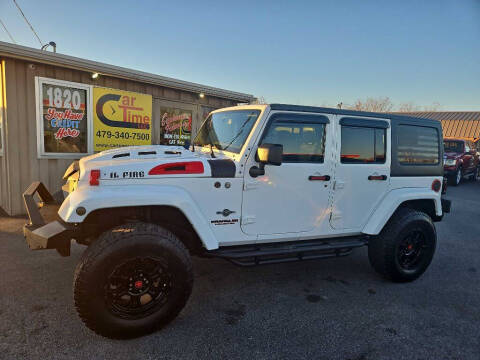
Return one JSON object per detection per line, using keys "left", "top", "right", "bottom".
{"left": 211, "top": 219, "right": 239, "bottom": 226}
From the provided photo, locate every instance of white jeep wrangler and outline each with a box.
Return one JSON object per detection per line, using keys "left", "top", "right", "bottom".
{"left": 23, "top": 103, "right": 451, "bottom": 338}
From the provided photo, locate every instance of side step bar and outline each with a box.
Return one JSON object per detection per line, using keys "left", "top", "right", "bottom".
{"left": 206, "top": 236, "right": 368, "bottom": 266}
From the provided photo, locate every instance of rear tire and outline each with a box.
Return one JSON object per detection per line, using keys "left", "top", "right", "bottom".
{"left": 368, "top": 208, "right": 436, "bottom": 283}
{"left": 73, "top": 222, "right": 193, "bottom": 339}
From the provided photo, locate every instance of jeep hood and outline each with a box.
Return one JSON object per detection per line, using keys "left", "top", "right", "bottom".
{"left": 75, "top": 145, "right": 237, "bottom": 182}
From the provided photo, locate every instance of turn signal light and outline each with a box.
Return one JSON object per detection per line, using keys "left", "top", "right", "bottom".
{"left": 90, "top": 169, "right": 100, "bottom": 186}
{"left": 149, "top": 161, "right": 204, "bottom": 175}
{"left": 431, "top": 179, "right": 441, "bottom": 192}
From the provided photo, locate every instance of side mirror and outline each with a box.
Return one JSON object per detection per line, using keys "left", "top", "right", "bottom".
{"left": 257, "top": 143, "right": 283, "bottom": 166}
{"left": 250, "top": 143, "right": 283, "bottom": 178}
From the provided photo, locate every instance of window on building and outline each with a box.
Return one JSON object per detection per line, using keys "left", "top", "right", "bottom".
{"left": 261, "top": 118, "right": 326, "bottom": 163}
{"left": 36, "top": 77, "right": 92, "bottom": 158}
{"left": 397, "top": 125, "right": 439, "bottom": 165}
{"left": 341, "top": 126, "right": 386, "bottom": 164}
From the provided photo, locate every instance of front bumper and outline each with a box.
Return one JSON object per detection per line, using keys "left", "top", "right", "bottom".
{"left": 23, "top": 182, "right": 73, "bottom": 256}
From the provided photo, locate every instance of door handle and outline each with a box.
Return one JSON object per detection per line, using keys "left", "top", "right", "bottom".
{"left": 308, "top": 175, "right": 330, "bottom": 181}
{"left": 368, "top": 175, "right": 387, "bottom": 181}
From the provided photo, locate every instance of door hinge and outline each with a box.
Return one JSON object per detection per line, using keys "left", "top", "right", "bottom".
{"left": 330, "top": 211, "right": 342, "bottom": 221}
{"left": 241, "top": 216, "right": 256, "bottom": 225}
{"left": 333, "top": 181, "right": 345, "bottom": 190}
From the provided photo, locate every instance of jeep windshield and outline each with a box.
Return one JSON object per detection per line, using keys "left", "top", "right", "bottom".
{"left": 194, "top": 110, "right": 261, "bottom": 153}
{"left": 444, "top": 140, "right": 463, "bottom": 153}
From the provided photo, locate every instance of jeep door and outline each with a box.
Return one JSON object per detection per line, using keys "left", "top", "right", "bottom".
{"left": 330, "top": 117, "right": 390, "bottom": 231}
{"left": 241, "top": 112, "right": 333, "bottom": 236}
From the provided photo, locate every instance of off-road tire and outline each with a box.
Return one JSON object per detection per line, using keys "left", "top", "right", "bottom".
{"left": 368, "top": 208, "right": 436, "bottom": 283}
{"left": 73, "top": 222, "right": 193, "bottom": 339}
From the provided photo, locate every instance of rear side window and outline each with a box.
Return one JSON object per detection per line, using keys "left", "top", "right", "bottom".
{"left": 397, "top": 125, "right": 439, "bottom": 165}
{"left": 261, "top": 119, "right": 326, "bottom": 163}
{"left": 341, "top": 126, "right": 386, "bottom": 164}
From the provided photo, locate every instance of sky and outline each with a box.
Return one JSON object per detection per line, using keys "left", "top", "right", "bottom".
{"left": 0, "top": 0, "right": 479, "bottom": 110}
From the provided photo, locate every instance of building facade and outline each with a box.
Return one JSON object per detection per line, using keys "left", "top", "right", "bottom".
{"left": 0, "top": 41, "right": 254, "bottom": 215}
{"left": 399, "top": 112, "right": 480, "bottom": 141}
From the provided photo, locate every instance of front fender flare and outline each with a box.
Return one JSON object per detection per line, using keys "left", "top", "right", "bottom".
{"left": 362, "top": 188, "right": 442, "bottom": 235}
{"left": 58, "top": 185, "right": 218, "bottom": 250}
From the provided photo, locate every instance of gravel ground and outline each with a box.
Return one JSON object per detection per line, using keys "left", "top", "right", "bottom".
{"left": 0, "top": 182, "right": 479, "bottom": 360}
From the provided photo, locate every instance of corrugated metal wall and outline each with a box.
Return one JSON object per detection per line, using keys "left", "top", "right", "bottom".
{"left": 0, "top": 61, "right": 9, "bottom": 214}
{"left": 0, "top": 57, "right": 237, "bottom": 215}
{"left": 397, "top": 111, "right": 480, "bottom": 140}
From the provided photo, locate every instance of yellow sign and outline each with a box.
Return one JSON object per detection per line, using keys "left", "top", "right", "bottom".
{"left": 93, "top": 87, "right": 152, "bottom": 151}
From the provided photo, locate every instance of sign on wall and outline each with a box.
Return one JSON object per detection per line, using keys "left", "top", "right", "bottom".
{"left": 160, "top": 107, "right": 192, "bottom": 146}
{"left": 0, "top": 62, "right": 4, "bottom": 156}
{"left": 93, "top": 88, "right": 152, "bottom": 151}
{"left": 36, "top": 77, "right": 92, "bottom": 158}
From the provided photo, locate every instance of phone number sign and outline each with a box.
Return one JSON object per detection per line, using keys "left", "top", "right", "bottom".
{"left": 93, "top": 87, "right": 152, "bottom": 151}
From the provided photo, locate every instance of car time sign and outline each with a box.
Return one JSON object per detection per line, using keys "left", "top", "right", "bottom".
{"left": 93, "top": 87, "right": 152, "bottom": 151}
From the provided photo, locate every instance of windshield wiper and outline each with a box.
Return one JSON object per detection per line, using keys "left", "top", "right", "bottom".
{"left": 209, "top": 143, "right": 216, "bottom": 158}
{"left": 222, "top": 116, "right": 252, "bottom": 152}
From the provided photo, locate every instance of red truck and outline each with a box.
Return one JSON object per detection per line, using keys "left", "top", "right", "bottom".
{"left": 443, "top": 138, "right": 480, "bottom": 186}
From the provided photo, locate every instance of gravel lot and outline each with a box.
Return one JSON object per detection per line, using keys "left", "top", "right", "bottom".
{"left": 0, "top": 182, "right": 479, "bottom": 360}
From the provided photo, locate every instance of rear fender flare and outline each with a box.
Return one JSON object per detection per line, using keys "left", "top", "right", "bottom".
{"left": 362, "top": 188, "right": 442, "bottom": 235}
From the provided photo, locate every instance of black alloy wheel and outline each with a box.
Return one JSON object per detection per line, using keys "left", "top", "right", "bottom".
{"left": 105, "top": 256, "right": 173, "bottom": 320}
{"left": 396, "top": 230, "right": 429, "bottom": 271}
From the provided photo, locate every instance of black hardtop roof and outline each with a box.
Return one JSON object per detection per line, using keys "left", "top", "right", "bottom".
{"left": 269, "top": 103, "right": 441, "bottom": 127}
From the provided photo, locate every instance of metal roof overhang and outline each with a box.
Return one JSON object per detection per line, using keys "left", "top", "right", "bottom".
{"left": 0, "top": 41, "right": 254, "bottom": 102}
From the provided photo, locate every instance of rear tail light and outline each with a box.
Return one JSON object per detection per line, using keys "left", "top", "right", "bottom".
{"left": 432, "top": 179, "right": 442, "bottom": 192}
{"left": 149, "top": 161, "right": 204, "bottom": 175}
{"left": 90, "top": 169, "right": 100, "bottom": 186}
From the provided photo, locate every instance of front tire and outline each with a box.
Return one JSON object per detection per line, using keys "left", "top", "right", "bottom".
{"left": 450, "top": 167, "right": 462, "bottom": 186}
{"left": 73, "top": 223, "right": 193, "bottom": 339}
{"left": 368, "top": 208, "right": 436, "bottom": 282}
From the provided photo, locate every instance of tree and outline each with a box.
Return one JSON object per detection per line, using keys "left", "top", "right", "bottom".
{"left": 345, "top": 97, "right": 394, "bottom": 112}
{"left": 343, "top": 97, "right": 441, "bottom": 113}
{"left": 251, "top": 96, "right": 267, "bottom": 105}
{"left": 397, "top": 101, "right": 441, "bottom": 112}
{"left": 423, "top": 102, "right": 441, "bottom": 111}
{"left": 397, "top": 102, "right": 420, "bottom": 112}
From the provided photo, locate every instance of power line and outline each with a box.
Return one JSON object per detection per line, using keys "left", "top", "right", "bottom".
{"left": 0, "top": 18, "right": 16, "bottom": 44}
{"left": 12, "top": 0, "right": 42, "bottom": 46}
